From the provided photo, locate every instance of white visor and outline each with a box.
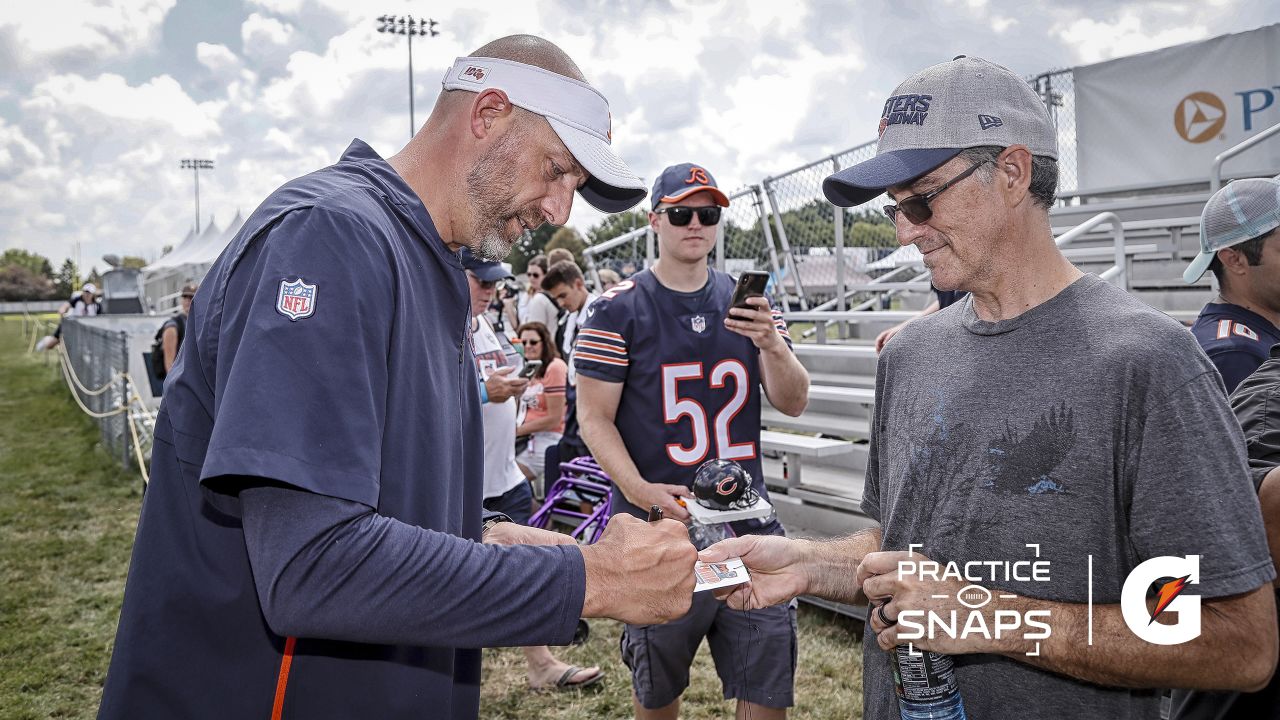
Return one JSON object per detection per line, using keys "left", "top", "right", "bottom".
{"left": 442, "top": 56, "right": 646, "bottom": 213}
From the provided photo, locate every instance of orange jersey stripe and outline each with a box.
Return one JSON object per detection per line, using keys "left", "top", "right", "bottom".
{"left": 575, "top": 351, "right": 630, "bottom": 367}
{"left": 578, "top": 328, "right": 626, "bottom": 343}
{"left": 576, "top": 339, "right": 628, "bottom": 355}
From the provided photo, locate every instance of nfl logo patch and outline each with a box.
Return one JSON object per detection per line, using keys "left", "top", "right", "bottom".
{"left": 691, "top": 315, "right": 706, "bottom": 333}
{"left": 276, "top": 278, "right": 316, "bottom": 321}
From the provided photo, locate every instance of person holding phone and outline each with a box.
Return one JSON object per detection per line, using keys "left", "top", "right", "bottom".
{"left": 465, "top": 254, "right": 605, "bottom": 693}
{"left": 575, "top": 163, "right": 810, "bottom": 720}
{"left": 515, "top": 320, "right": 568, "bottom": 496}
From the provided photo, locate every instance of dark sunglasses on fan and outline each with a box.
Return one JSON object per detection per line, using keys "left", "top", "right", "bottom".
{"left": 656, "top": 206, "right": 722, "bottom": 226}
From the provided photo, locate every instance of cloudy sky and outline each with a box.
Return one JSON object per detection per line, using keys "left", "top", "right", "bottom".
{"left": 1, "top": 0, "right": 1277, "bottom": 273}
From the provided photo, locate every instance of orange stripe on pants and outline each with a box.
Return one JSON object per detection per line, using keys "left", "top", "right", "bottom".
{"left": 271, "top": 636, "right": 297, "bottom": 720}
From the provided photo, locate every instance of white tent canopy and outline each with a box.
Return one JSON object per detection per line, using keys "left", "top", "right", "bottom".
{"left": 143, "top": 211, "right": 244, "bottom": 311}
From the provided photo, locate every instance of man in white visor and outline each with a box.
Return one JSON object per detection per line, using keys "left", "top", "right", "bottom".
{"left": 99, "top": 34, "right": 695, "bottom": 720}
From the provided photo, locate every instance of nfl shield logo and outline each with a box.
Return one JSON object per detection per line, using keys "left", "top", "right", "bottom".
{"left": 276, "top": 278, "right": 316, "bottom": 321}
{"left": 691, "top": 315, "right": 706, "bottom": 333}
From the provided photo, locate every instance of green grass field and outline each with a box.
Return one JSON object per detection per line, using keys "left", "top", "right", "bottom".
{"left": 0, "top": 316, "right": 864, "bottom": 718}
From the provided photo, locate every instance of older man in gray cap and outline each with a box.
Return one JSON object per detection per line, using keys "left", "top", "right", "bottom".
{"left": 703, "top": 56, "right": 1277, "bottom": 719}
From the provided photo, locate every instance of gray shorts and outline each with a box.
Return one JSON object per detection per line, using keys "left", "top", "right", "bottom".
{"left": 620, "top": 592, "right": 797, "bottom": 710}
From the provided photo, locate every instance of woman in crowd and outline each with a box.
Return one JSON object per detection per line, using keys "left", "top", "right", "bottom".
{"left": 515, "top": 321, "right": 567, "bottom": 497}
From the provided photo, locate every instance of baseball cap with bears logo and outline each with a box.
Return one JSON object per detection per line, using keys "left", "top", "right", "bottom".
{"left": 650, "top": 163, "right": 730, "bottom": 209}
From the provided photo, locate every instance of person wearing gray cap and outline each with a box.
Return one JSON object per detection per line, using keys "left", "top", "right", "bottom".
{"left": 1185, "top": 178, "right": 1280, "bottom": 393}
{"left": 702, "top": 56, "right": 1277, "bottom": 719}
{"left": 99, "top": 34, "right": 696, "bottom": 720}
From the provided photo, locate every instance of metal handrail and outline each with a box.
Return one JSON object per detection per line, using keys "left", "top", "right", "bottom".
{"left": 1054, "top": 211, "right": 1125, "bottom": 287}
{"left": 809, "top": 264, "right": 916, "bottom": 312}
{"left": 1211, "top": 120, "right": 1280, "bottom": 193}
{"left": 581, "top": 225, "right": 648, "bottom": 257}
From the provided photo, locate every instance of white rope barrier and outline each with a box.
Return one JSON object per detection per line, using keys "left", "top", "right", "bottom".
{"left": 45, "top": 331, "right": 154, "bottom": 484}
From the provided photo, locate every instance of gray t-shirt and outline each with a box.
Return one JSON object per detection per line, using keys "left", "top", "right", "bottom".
{"left": 863, "top": 274, "right": 1275, "bottom": 720}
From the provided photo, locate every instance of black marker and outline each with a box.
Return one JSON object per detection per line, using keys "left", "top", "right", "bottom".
{"left": 648, "top": 504, "right": 663, "bottom": 523}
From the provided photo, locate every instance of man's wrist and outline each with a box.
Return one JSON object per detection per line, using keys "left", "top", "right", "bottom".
{"left": 481, "top": 513, "right": 511, "bottom": 538}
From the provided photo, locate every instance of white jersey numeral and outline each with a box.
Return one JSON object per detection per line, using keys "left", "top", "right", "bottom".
{"left": 661, "top": 361, "right": 755, "bottom": 466}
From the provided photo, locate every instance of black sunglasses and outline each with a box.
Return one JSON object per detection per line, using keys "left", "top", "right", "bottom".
{"left": 656, "top": 206, "right": 722, "bottom": 227}
{"left": 883, "top": 160, "right": 990, "bottom": 225}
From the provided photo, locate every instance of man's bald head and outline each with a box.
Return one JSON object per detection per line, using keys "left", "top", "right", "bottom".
{"left": 469, "top": 35, "right": 585, "bottom": 82}
{"left": 435, "top": 35, "right": 585, "bottom": 115}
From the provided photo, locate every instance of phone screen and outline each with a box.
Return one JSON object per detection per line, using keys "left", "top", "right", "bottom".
{"left": 519, "top": 360, "right": 542, "bottom": 379}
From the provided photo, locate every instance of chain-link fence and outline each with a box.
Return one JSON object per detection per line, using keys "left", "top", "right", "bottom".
{"left": 1031, "top": 68, "right": 1077, "bottom": 193}
{"left": 60, "top": 318, "right": 134, "bottom": 470}
{"left": 580, "top": 67, "right": 1079, "bottom": 311}
{"left": 582, "top": 226, "right": 652, "bottom": 286}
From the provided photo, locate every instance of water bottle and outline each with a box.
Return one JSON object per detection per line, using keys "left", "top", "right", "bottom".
{"left": 893, "top": 647, "right": 967, "bottom": 719}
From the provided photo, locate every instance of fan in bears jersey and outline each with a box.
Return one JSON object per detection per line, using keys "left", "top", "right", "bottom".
{"left": 576, "top": 163, "right": 810, "bottom": 720}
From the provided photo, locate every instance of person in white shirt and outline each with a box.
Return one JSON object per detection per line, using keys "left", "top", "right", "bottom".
{"left": 463, "top": 249, "right": 604, "bottom": 692}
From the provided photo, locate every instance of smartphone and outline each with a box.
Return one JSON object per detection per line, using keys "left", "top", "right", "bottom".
{"left": 518, "top": 360, "right": 543, "bottom": 379}
{"left": 730, "top": 271, "right": 771, "bottom": 310}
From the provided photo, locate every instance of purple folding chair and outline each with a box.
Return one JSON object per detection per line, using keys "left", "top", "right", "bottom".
{"left": 529, "top": 455, "right": 613, "bottom": 544}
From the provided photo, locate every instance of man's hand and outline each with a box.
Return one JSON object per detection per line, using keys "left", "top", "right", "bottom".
{"left": 621, "top": 481, "right": 694, "bottom": 522}
{"left": 860, "top": 550, "right": 981, "bottom": 655}
{"left": 482, "top": 522, "right": 576, "bottom": 547}
{"left": 484, "top": 366, "right": 529, "bottom": 403}
{"left": 725, "top": 296, "right": 784, "bottom": 352}
{"left": 874, "top": 321, "right": 909, "bottom": 353}
{"left": 699, "top": 535, "right": 811, "bottom": 611}
{"left": 580, "top": 514, "right": 697, "bottom": 625}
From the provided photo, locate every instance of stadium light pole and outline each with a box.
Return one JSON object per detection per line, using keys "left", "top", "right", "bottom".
{"left": 180, "top": 158, "right": 215, "bottom": 235}
{"left": 377, "top": 14, "right": 440, "bottom": 139}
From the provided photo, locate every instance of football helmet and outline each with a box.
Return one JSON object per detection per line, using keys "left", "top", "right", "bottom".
{"left": 692, "top": 458, "right": 759, "bottom": 511}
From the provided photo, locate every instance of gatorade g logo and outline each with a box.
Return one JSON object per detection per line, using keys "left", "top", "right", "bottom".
{"left": 685, "top": 167, "right": 710, "bottom": 185}
{"left": 1121, "top": 555, "right": 1202, "bottom": 645}
{"left": 1174, "top": 92, "right": 1226, "bottom": 143}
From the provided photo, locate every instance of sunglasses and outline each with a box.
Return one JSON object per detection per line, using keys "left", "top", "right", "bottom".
{"left": 656, "top": 206, "right": 721, "bottom": 227}
{"left": 883, "top": 160, "right": 990, "bottom": 225}
{"left": 523, "top": 339, "right": 542, "bottom": 346}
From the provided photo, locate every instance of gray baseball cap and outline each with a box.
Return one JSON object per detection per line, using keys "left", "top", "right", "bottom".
{"left": 1183, "top": 177, "right": 1280, "bottom": 283}
{"left": 823, "top": 56, "right": 1058, "bottom": 208}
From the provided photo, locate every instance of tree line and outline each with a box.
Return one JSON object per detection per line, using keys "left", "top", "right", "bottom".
{"left": 0, "top": 250, "right": 145, "bottom": 301}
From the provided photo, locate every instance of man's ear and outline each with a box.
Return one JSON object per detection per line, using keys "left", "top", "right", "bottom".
{"left": 1217, "top": 247, "right": 1250, "bottom": 277}
{"left": 470, "top": 89, "right": 514, "bottom": 140}
{"left": 997, "top": 145, "right": 1033, "bottom": 207}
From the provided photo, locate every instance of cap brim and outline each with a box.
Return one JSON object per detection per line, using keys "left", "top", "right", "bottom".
{"left": 547, "top": 117, "right": 647, "bottom": 213}
{"left": 822, "top": 148, "right": 962, "bottom": 207}
{"left": 1183, "top": 250, "right": 1215, "bottom": 284}
{"left": 657, "top": 186, "right": 731, "bottom": 207}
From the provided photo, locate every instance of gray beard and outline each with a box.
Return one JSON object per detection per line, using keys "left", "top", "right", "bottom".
{"left": 465, "top": 128, "right": 527, "bottom": 262}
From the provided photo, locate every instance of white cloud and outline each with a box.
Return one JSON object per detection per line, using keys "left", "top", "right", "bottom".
{"left": 197, "top": 43, "right": 242, "bottom": 78}
{"left": 242, "top": 12, "right": 301, "bottom": 69}
{"left": 246, "top": 0, "right": 305, "bottom": 16}
{"left": 24, "top": 73, "right": 220, "bottom": 140}
{"left": 992, "top": 15, "right": 1018, "bottom": 32}
{"left": 0, "top": 0, "right": 174, "bottom": 60}
{"left": 1, "top": 0, "right": 1278, "bottom": 270}
{"left": 1056, "top": 12, "right": 1211, "bottom": 65}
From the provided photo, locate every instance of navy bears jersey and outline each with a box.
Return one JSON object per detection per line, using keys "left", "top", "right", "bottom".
{"left": 574, "top": 268, "right": 792, "bottom": 532}
{"left": 1191, "top": 302, "right": 1280, "bottom": 394}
